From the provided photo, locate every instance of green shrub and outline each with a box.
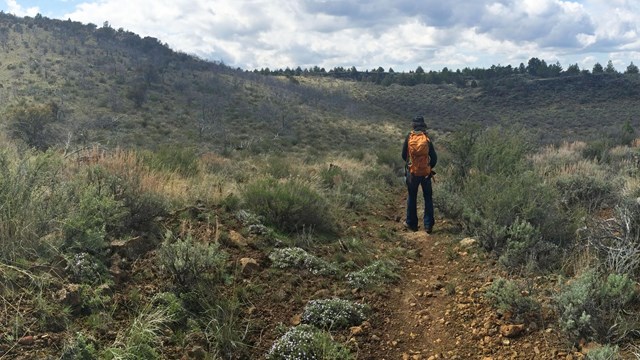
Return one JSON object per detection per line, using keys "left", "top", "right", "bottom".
{"left": 61, "top": 332, "right": 98, "bottom": 360}
{"left": 269, "top": 248, "right": 337, "bottom": 275}
{"left": 440, "top": 126, "right": 577, "bottom": 259}
{"left": 329, "top": 175, "right": 370, "bottom": 212}
{"left": 582, "top": 139, "right": 612, "bottom": 162}
{"left": 266, "top": 324, "right": 353, "bottom": 360}
{"left": 158, "top": 230, "right": 228, "bottom": 290}
{"left": 458, "top": 167, "right": 577, "bottom": 258}
{"left": 555, "top": 270, "right": 638, "bottom": 342}
{"left": 6, "top": 101, "right": 61, "bottom": 151}
{"left": 485, "top": 278, "right": 540, "bottom": 321}
{"left": 0, "top": 150, "right": 69, "bottom": 261}
{"left": 433, "top": 182, "right": 465, "bottom": 220}
{"left": 586, "top": 345, "right": 620, "bottom": 360}
{"left": 34, "top": 294, "right": 71, "bottom": 332}
{"left": 151, "top": 292, "right": 188, "bottom": 325}
{"left": 77, "top": 284, "right": 113, "bottom": 315}
{"left": 470, "top": 126, "right": 531, "bottom": 176}
{"left": 319, "top": 165, "right": 344, "bottom": 189}
{"left": 143, "top": 146, "right": 199, "bottom": 177}
{"left": 301, "top": 299, "right": 367, "bottom": 330}
{"left": 498, "top": 218, "right": 562, "bottom": 272}
{"left": 243, "top": 177, "right": 335, "bottom": 234}
{"left": 85, "top": 165, "right": 167, "bottom": 234}
{"left": 598, "top": 273, "right": 637, "bottom": 315}
{"left": 267, "top": 156, "right": 294, "bottom": 179}
{"left": 65, "top": 252, "right": 110, "bottom": 285}
{"left": 346, "top": 260, "right": 400, "bottom": 289}
{"left": 375, "top": 146, "right": 405, "bottom": 175}
{"left": 63, "top": 183, "right": 127, "bottom": 254}
{"left": 554, "top": 173, "right": 616, "bottom": 211}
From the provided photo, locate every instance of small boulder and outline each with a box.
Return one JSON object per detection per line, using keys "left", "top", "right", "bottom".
{"left": 500, "top": 324, "right": 525, "bottom": 338}
{"left": 18, "top": 336, "right": 35, "bottom": 346}
{"left": 228, "top": 230, "right": 248, "bottom": 247}
{"left": 239, "top": 258, "right": 260, "bottom": 275}
{"left": 350, "top": 326, "right": 364, "bottom": 336}
{"left": 290, "top": 314, "right": 302, "bottom": 326}
{"left": 55, "top": 284, "right": 82, "bottom": 308}
{"left": 110, "top": 236, "right": 157, "bottom": 261}
{"left": 460, "top": 238, "right": 477, "bottom": 248}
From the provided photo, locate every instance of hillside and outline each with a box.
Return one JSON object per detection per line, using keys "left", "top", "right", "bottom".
{"left": 0, "top": 13, "right": 401, "bottom": 155}
{"left": 2, "top": 13, "right": 640, "bottom": 154}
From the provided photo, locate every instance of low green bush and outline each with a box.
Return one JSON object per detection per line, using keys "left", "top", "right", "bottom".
{"left": 266, "top": 156, "right": 295, "bottom": 179}
{"left": 242, "top": 177, "right": 335, "bottom": 234}
{"left": 62, "top": 183, "right": 127, "bottom": 255}
{"left": 269, "top": 247, "right": 337, "bottom": 275}
{"left": 65, "top": 252, "right": 110, "bottom": 285}
{"left": 85, "top": 164, "right": 167, "bottom": 234}
{"left": 437, "top": 126, "right": 578, "bottom": 272}
{"left": 0, "top": 149, "right": 69, "bottom": 261}
{"left": 345, "top": 260, "right": 400, "bottom": 289}
{"left": 585, "top": 344, "right": 620, "bottom": 360}
{"left": 266, "top": 324, "right": 353, "bottom": 360}
{"left": 301, "top": 299, "right": 367, "bottom": 330}
{"left": 555, "top": 269, "right": 638, "bottom": 342}
{"left": 485, "top": 278, "right": 540, "bottom": 321}
{"left": 158, "top": 230, "right": 228, "bottom": 290}
{"left": 554, "top": 173, "right": 617, "bottom": 211}
{"left": 60, "top": 332, "right": 98, "bottom": 360}
{"left": 498, "top": 218, "right": 562, "bottom": 272}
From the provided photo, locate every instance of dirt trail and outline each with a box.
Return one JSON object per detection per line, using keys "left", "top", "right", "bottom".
{"left": 360, "top": 217, "right": 572, "bottom": 360}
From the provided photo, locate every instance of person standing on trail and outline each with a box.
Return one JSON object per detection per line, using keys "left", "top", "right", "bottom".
{"left": 402, "top": 115, "right": 437, "bottom": 234}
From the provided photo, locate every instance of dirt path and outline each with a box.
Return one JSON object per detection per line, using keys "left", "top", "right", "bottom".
{"left": 359, "top": 217, "right": 574, "bottom": 360}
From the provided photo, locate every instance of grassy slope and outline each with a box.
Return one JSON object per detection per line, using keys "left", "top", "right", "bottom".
{"left": 2, "top": 14, "right": 640, "bottom": 155}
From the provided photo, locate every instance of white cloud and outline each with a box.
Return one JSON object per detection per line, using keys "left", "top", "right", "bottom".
{"left": 38, "top": 0, "right": 636, "bottom": 71}
{"left": 5, "top": 0, "right": 39, "bottom": 16}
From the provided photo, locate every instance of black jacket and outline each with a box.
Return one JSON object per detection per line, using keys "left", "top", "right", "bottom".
{"left": 402, "top": 130, "right": 437, "bottom": 169}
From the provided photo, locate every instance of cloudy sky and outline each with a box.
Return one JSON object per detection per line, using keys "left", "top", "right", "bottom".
{"left": 2, "top": 0, "right": 639, "bottom": 72}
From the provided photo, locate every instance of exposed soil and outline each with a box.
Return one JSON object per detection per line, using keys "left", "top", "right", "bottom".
{"left": 356, "top": 218, "right": 573, "bottom": 360}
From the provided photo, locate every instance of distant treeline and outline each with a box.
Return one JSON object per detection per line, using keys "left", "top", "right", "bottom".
{"left": 255, "top": 58, "right": 640, "bottom": 87}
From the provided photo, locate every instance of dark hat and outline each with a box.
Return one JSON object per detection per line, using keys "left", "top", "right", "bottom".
{"left": 412, "top": 115, "right": 425, "bottom": 124}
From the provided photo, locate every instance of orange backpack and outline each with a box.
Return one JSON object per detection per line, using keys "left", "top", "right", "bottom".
{"left": 407, "top": 131, "right": 431, "bottom": 176}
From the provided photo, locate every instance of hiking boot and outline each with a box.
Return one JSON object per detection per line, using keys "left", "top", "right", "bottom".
{"left": 425, "top": 225, "right": 433, "bottom": 234}
{"left": 404, "top": 222, "right": 418, "bottom": 232}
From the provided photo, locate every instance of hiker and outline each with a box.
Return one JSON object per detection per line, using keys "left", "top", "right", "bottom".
{"left": 402, "top": 115, "right": 437, "bottom": 233}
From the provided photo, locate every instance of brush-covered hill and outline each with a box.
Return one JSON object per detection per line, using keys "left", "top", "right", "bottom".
{"left": 0, "top": 13, "right": 399, "bottom": 155}
{"left": 2, "top": 12, "right": 640, "bottom": 155}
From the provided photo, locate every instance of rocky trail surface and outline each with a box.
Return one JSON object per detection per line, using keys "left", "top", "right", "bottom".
{"left": 357, "top": 216, "right": 584, "bottom": 360}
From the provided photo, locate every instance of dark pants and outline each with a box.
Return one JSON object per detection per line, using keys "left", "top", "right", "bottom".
{"left": 406, "top": 174, "right": 434, "bottom": 230}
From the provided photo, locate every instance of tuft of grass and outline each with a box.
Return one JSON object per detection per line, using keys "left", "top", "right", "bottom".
{"left": 242, "top": 177, "right": 336, "bottom": 234}
{"left": 102, "top": 304, "right": 174, "bottom": 360}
